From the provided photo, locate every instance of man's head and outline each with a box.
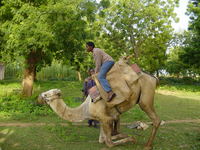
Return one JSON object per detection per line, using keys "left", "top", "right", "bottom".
{"left": 88, "top": 68, "right": 95, "bottom": 76}
{"left": 86, "top": 42, "right": 95, "bottom": 52}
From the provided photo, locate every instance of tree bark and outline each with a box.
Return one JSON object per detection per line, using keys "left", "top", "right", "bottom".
{"left": 22, "top": 50, "right": 40, "bottom": 97}
{"left": 0, "top": 62, "right": 5, "bottom": 80}
{"left": 22, "top": 67, "right": 35, "bottom": 97}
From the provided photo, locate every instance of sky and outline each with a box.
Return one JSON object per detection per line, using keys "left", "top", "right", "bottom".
{"left": 172, "top": 0, "right": 190, "bottom": 32}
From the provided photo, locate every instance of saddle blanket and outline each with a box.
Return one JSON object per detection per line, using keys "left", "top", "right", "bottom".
{"left": 131, "top": 64, "right": 141, "bottom": 73}
{"left": 89, "top": 59, "right": 142, "bottom": 107}
{"left": 88, "top": 86, "right": 101, "bottom": 102}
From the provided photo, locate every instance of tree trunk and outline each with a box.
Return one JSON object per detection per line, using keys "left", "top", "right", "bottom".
{"left": 22, "top": 68, "right": 35, "bottom": 97}
{"left": 77, "top": 71, "right": 82, "bottom": 81}
{"left": 33, "top": 67, "right": 37, "bottom": 81}
{"left": 133, "top": 47, "right": 139, "bottom": 60}
{"left": 22, "top": 51, "right": 39, "bottom": 97}
{"left": 0, "top": 63, "right": 5, "bottom": 80}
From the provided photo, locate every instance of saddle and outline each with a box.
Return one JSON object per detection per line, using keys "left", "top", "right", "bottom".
{"left": 89, "top": 59, "right": 142, "bottom": 107}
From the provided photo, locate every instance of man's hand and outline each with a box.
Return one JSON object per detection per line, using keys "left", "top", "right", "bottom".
{"left": 85, "top": 78, "right": 89, "bottom": 82}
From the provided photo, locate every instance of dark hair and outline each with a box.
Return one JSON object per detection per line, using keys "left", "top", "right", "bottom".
{"left": 86, "top": 42, "right": 95, "bottom": 48}
{"left": 88, "top": 68, "right": 95, "bottom": 72}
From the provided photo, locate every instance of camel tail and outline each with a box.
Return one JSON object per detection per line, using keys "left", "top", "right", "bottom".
{"left": 142, "top": 71, "right": 159, "bottom": 88}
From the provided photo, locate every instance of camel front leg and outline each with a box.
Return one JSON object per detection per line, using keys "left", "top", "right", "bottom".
{"left": 101, "top": 118, "right": 136, "bottom": 147}
{"left": 101, "top": 118, "right": 115, "bottom": 147}
{"left": 100, "top": 120, "right": 131, "bottom": 143}
{"left": 99, "top": 125, "right": 105, "bottom": 144}
{"left": 111, "top": 133, "right": 130, "bottom": 140}
{"left": 113, "top": 136, "right": 136, "bottom": 145}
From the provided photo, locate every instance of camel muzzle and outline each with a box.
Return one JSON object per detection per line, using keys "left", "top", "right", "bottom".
{"left": 38, "top": 89, "right": 62, "bottom": 104}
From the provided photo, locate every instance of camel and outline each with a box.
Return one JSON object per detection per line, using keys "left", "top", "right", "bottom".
{"left": 39, "top": 60, "right": 161, "bottom": 150}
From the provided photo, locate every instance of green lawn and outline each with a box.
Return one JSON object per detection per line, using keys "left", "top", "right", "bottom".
{"left": 1, "top": 123, "right": 200, "bottom": 150}
{"left": 0, "top": 79, "right": 200, "bottom": 150}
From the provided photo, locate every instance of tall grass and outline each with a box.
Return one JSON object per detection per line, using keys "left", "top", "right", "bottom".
{"left": 4, "top": 62, "right": 83, "bottom": 81}
{"left": 5, "top": 63, "right": 23, "bottom": 79}
{"left": 37, "top": 63, "right": 77, "bottom": 81}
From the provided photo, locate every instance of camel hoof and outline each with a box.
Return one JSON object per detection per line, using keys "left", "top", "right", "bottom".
{"left": 107, "top": 144, "right": 114, "bottom": 148}
{"left": 144, "top": 146, "right": 153, "bottom": 150}
{"left": 106, "top": 142, "right": 114, "bottom": 148}
{"left": 99, "top": 136, "right": 105, "bottom": 144}
{"left": 99, "top": 140, "right": 105, "bottom": 144}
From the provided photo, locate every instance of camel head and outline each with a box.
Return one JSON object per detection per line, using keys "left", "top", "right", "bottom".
{"left": 38, "top": 89, "right": 62, "bottom": 104}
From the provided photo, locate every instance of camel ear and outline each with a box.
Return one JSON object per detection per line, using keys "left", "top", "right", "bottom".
{"left": 57, "top": 92, "right": 61, "bottom": 96}
{"left": 55, "top": 89, "right": 61, "bottom": 96}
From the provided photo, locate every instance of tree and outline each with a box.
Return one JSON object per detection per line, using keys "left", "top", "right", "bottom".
{"left": 180, "top": 0, "right": 200, "bottom": 74}
{"left": 166, "top": 46, "right": 188, "bottom": 77}
{"left": 95, "top": 0, "right": 179, "bottom": 75}
{"left": 0, "top": 0, "right": 95, "bottom": 96}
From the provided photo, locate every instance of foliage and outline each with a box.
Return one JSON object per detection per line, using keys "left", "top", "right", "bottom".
{"left": 0, "top": 90, "right": 53, "bottom": 118}
{"left": 0, "top": 0, "right": 98, "bottom": 96}
{"left": 4, "top": 61, "right": 24, "bottom": 79}
{"left": 166, "top": 46, "right": 188, "bottom": 77}
{"left": 0, "top": 0, "right": 92, "bottom": 67}
{"left": 95, "top": 0, "right": 179, "bottom": 74}
{"left": 179, "top": 0, "right": 200, "bottom": 73}
{"left": 4, "top": 60, "right": 92, "bottom": 80}
{"left": 36, "top": 61, "right": 78, "bottom": 81}
{"left": 159, "top": 76, "right": 200, "bottom": 86}
{"left": 166, "top": 30, "right": 199, "bottom": 77}
{"left": 0, "top": 0, "right": 199, "bottom": 95}
{"left": 0, "top": 80, "right": 84, "bottom": 121}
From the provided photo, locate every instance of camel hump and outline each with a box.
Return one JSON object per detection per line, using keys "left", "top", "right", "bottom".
{"left": 91, "top": 59, "right": 142, "bottom": 107}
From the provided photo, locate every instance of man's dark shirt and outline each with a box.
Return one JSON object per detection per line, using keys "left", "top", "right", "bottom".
{"left": 83, "top": 78, "right": 95, "bottom": 96}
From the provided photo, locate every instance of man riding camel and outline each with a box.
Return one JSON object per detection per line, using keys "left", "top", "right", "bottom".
{"left": 86, "top": 42, "right": 116, "bottom": 102}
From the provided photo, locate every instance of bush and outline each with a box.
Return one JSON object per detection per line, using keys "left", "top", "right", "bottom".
{"left": 159, "top": 76, "right": 200, "bottom": 85}
{"left": 0, "top": 94, "right": 53, "bottom": 117}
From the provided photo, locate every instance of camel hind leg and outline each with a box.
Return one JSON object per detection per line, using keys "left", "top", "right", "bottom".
{"left": 112, "top": 118, "right": 120, "bottom": 136}
{"left": 138, "top": 92, "right": 161, "bottom": 150}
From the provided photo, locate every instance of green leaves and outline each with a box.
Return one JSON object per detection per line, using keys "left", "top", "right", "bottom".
{"left": 0, "top": 0, "right": 94, "bottom": 68}
{"left": 177, "top": 0, "right": 200, "bottom": 74}
{"left": 96, "top": 0, "right": 177, "bottom": 74}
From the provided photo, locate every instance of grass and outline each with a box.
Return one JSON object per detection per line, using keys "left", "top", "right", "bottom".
{"left": 0, "top": 123, "right": 200, "bottom": 150}
{"left": 0, "top": 79, "right": 200, "bottom": 150}
{"left": 0, "top": 79, "right": 84, "bottom": 123}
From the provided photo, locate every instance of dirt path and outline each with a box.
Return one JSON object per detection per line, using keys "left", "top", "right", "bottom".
{"left": 0, "top": 119, "right": 200, "bottom": 127}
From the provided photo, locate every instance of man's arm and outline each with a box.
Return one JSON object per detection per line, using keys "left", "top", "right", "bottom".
{"left": 94, "top": 50, "right": 102, "bottom": 73}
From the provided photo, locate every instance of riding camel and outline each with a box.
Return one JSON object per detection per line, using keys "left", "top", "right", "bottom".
{"left": 39, "top": 58, "right": 161, "bottom": 150}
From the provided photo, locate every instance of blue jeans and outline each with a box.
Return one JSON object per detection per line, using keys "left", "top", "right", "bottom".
{"left": 98, "top": 61, "right": 114, "bottom": 92}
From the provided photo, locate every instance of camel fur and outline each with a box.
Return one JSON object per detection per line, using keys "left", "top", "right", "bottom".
{"left": 39, "top": 60, "right": 160, "bottom": 150}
